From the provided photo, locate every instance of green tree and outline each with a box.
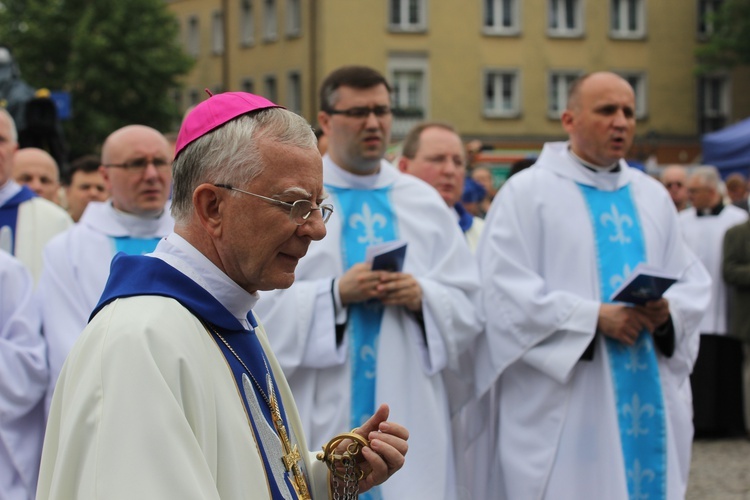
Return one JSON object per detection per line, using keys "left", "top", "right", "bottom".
{"left": 0, "top": 0, "right": 192, "bottom": 158}
{"left": 696, "top": 0, "right": 750, "bottom": 72}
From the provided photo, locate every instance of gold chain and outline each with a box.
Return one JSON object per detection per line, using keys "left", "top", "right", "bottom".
{"left": 210, "top": 325, "right": 271, "bottom": 407}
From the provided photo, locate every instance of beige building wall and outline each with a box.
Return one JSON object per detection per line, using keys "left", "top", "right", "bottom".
{"left": 167, "top": 0, "right": 750, "bottom": 162}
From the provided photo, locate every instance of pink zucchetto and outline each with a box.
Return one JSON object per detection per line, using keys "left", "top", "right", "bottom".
{"left": 174, "top": 90, "right": 282, "bottom": 159}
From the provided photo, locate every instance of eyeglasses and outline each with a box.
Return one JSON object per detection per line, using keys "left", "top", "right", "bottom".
{"left": 324, "top": 105, "right": 392, "bottom": 119}
{"left": 104, "top": 157, "right": 171, "bottom": 172}
{"left": 665, "top": 182, "right": 683, "bottom": 188}
{"left": 214, "top": 184, "right": 334, "bottom": 225}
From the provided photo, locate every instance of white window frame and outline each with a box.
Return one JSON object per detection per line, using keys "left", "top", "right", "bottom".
{"left": 617, "top": 72, "right": 648, "bottom": 119}
{"left": 697, "top": 0, "right": 723, "bottom": 38}
{"left": 187, "top": 15, "right": 200, "bottom": 57}
{"left": 547, "top": 0, "right": 583, "bottom": 37}
{"left": 610, "top": 0, "right": 645, "bottom": 39}
{"left": 240, "top": 0, "right": 255, "bottom": 47}
{"left": 388, "top": 0, "right": 427, "bottom": 32}
{"left": 483, "top": 0, "right": 520, "bottom": 36}
{"left": 548, "top": 70, "right": 582, "bottom": 118}
{"left": 287, "top": 71, "right": 302, "bottom": 114}
{"left": 483, "top": 69, "right": 521, "bottom": 118}
{"left": 286, "top": 0, "right": 301, "bottom": 37}
{"left": 263, "top": 0, "right": 278, "bottom": 42}
{"left": 212, "top": 10, "right": 224, "bottom": 55}
{"left": 698, "top": 74, "right": 730, "bottom": 133}
{"left": 264, "top": 75, "right": 278, "bottom": 102}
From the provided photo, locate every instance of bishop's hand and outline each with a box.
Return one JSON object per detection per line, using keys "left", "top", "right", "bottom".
{"left": 353, "top": 404, "right": 409, "bottom": 493}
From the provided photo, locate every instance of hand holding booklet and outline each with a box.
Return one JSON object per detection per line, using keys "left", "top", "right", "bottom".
{"left": 609, "top": 262, "right": 678, "bottom": 305}
{"left": 365, "top": 240, "right": 407, "bottom": 272}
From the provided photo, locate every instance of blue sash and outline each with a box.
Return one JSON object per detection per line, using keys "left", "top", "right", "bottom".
{"left": 578, "top": 183, "right": 667, "bottom": 500}
{"left": 0, "top": 186, "right": 36, "bottom": 255}
{"left": 328, "top": 185, "right": 396, "bottom": 500}
{"left": 110, "top": 236, "right": 162, "bottom": 256}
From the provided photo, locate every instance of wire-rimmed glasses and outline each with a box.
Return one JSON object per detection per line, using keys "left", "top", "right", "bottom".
{"left": 214, "top": 184, "right": 334, "bottom": 225}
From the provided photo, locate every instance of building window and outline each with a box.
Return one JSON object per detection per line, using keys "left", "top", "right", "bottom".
{"left": 187, "top": 16, "right": 200, "bottom": 57}
{"left": 263, "top": 0, "right": 278, "bottom": 41}
{"left": 264, "top": 75, "right": 278, "bottom": 102}
{"left": 610, "top": 0, "right": 645, "bottom": 38}
{"left": 287, "top": 72, "right": 302, "bottom": 114}
{"left": 388, "top": 55, "right": 428, "bottom": 138}
{"left": 241, "top": 78, "right": 254, "bottom": 94}
{"left": 618, "top": 72, "right": 647, "bottom": 119}
{"left": 212, "top": 11, "right": 224, "bottom": 55}
{"left": 240, "top": 0, "right": 254, "bottom": 47}
{"left": 548, "top": 0, "right": 583, "bottom": 37}
{"left": 189, "top": 89, "right": 200, "bottom": 106}
{"left": 483, "top": 70, "right": 520, "bottom": 118}
{"left": 286, "top": 0, "right": 301, "bottom": 36}
{"left": 389, "top": 0, "right": 426, "bottom": 32}
{"left": 548, "top": 71, "right": 581, "bottom": 117}
{"left": 697, "top": 0, "right": 723, "bottom": 37}
{"left": 698, "top": 75, "right": 729, "bottom": 133}
{"left": 484, "top": 0, "right": 520, "bottom": 35}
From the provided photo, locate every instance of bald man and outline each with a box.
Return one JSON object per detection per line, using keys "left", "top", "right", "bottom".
{"left": 0, "top": 110, "right": 71, "bottom": 284}
{"left": 12, "top": 148, "right": 61, "bottom": 204}
{"left": 37, "top": 125, "right": 175, "bottom": 413}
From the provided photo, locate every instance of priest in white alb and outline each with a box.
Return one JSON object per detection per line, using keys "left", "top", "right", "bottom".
{"left": 473, "top": 72, "right": 711, "bottom": 500}
{"left": 37, "top": 125, "right": 174, "bottom": 413}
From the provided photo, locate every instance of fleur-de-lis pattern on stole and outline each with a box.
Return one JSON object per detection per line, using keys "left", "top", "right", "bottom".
{"left": 578, "top": 183, "right": 667, "bottom": 500}
{"left": 327, "top": 185, "right": 397, "bottom": 500}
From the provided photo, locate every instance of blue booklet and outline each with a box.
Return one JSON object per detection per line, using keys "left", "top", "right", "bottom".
{"left": 609, "top": 263, "right": 678, "bottom": 305}
{"left": 366, "top": 241, "right": 408, "bottom": 272}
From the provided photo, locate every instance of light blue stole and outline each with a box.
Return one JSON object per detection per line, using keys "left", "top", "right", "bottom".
{"left": 110, "top": 236, "right": 162, "bottom": 256}
{"left": 328, "top": 185, "right": 396, "bottom": 500}
{"left": 578, "top": 183, "right": 667, "bottom": 500}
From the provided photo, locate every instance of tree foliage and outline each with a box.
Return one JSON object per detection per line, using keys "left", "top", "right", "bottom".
{"left": 696, "top": 0, "right": 750, "bottom": 73}
{"left": 0, "top": 0, "right": 193, "bottom": 158}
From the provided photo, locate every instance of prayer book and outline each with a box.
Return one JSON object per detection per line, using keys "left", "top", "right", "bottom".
{"left": 366, "top": 241, "right": 408, "bottom": 272}
{"left": 609, "top": 263, "right": 678, "bottom": 305}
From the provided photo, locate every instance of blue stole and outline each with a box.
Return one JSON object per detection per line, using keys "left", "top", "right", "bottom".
{"left": 327, "top": 184, "right": 396, "bottom": 500}
{"left": 454, "top": 202, "right": 474, "bottom": 233}
{"left": 578, "top": 183, "right": 667, "bottom": 500}
{"left": 110, "top": 236, "right": 162, "bottom": 256}
{"left": 95, "top": 254, "right": 305, "bottom": 500}
{"left": 0, "top": 186, "right": 36, "bottom": 254}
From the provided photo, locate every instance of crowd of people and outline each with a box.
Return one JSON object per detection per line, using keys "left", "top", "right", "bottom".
{"left": 0, "top": 64, "right": 744, "bottom": 500}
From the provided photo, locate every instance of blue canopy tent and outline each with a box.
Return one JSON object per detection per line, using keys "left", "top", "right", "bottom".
{"left": 702, "top": 117, "right": 750, "bottom": 179}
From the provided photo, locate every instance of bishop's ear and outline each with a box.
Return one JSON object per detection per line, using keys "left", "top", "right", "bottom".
{"left": 192, "top": 184, "right": 224, "bottom": 236}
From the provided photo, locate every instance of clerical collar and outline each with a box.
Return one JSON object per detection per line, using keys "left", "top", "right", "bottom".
{"left": 0, "top": 179, "right": 22, "bottom": 207}
{"left": 150, "top": 233, "right": 259, "bottom": 330}
{"left": 696, "top": 202, "right": 725, "bottom": 217}
{"left": 568, "top": 148, "right": 621, "bottom": 173}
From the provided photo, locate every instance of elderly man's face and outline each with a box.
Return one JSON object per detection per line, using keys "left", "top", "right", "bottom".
{"left": 217, "top": 138, "right": 327, "bottom": 293}
{"left": 687, "top": 176, "right": 716, "bottom": 211}
{"left": 399, "top": 126, "right": 466, "bottom": 207}
{"left": 101, "top": 126, "right": 172, "bottom": 216}
{"left": 13, "top": 148, "right": 60, "bottom": 203}
{"left": 0, "top": 113, "right": 17, "bottom": 186}
{"left": 318, "top": 84, "right": 392, "bottom": 174}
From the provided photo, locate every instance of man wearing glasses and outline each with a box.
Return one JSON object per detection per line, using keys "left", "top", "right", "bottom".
{"left": 38, "top": 91, "right": 408, "bottom": 499}
{"left": 37, "top": 124, "right": 174, "bottom": 413}
{"left": 254, "top": 65, "right": 482, "bottom": 500}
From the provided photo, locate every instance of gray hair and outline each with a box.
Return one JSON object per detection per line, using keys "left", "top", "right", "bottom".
{"left": 171, "top": 107, "right": 316, "bottom": 224}
{"left": 689, "top": 165, "right": 721, "bottom": 191}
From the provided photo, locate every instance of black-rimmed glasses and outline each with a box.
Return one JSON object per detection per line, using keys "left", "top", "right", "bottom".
{"left": 103, "top": 157, "right": 171, "bottom": 172}
{"left": 214, "top": 184, "right": 334, "bottom": 225}
{"left": 324, "top": 105, "right": 392, "bottom": 119}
